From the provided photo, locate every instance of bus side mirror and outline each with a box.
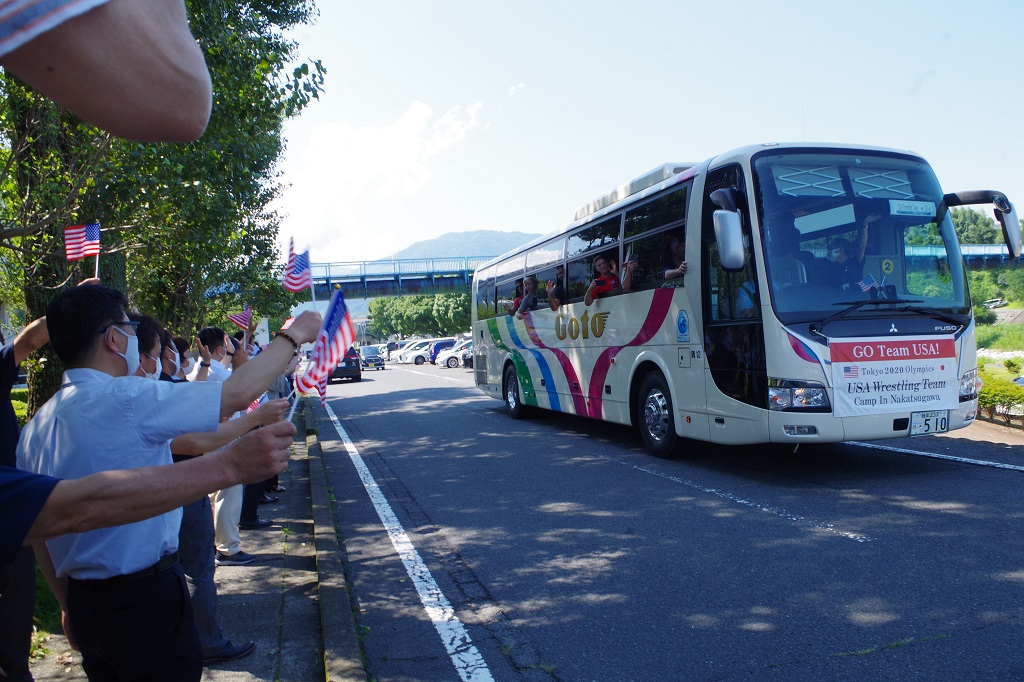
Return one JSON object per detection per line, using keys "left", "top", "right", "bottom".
{"left": 713, "top": 210, "right": 746, "bottom": 271}
{"left": 993, "top": 198, "right": 1021, "bottom": 259}
{"left": 943, "top": 190, "right": 1021, "bottom": 258}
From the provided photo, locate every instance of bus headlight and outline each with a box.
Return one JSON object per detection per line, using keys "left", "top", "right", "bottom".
{"left": 959, "top": 368, "right": 980, "bottom": 402}
{"left": 768, "top": 379, "right": 830, "bottom": 411}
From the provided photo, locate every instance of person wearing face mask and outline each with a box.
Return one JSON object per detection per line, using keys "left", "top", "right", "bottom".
{"left": 189, "top": 327, "right": 232, "bottom": 382}
{"left": 128, "top": 313, "right": 164, "bottom": 381}
{"left": 16, "top": 284, "right": 322, "bottom": 681}
{"left": 174, "top": 335, "right": 194, "bottom": 379}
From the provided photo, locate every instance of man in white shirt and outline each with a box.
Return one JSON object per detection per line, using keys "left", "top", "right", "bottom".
{"left": 18, "top": 284, "right": 319, "bottom": 681}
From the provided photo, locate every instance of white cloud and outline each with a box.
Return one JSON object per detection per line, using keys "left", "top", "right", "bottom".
{"left": 274, "top": 100, "right": 482, "bottom": 262}
{"left": 508, "top": 83, "right": 526, "bottom": 96}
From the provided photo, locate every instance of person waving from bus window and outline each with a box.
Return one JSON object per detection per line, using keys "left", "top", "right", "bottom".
{"left": 829, "top": 211, "right": 880, "bottom": 290}
{"left": 662, "top": 231, "right": 688, "bottom": 283}
{"left": 514, "top": 277, "right": 540, "bottom": 318}
{"left": 585, "top": 253, "right": 633, "bottom": 305}
{"left": 546, "top": 265, "right": 566, "bottom": 310}
{"left": 502, "top": 279, "right": 524, "bottom": 315}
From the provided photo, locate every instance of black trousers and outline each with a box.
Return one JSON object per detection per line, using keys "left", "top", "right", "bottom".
{"left": 0, "top": 547, "right": 35, "bottom": 682}
{"left": 67, "top": 561, "right": 202, "bottom": 682}
{"left": 239, "top": 482, "right": 263, "bottom": 523}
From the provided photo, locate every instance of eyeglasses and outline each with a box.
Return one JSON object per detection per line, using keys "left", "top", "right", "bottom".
{"left": 100, "top": 319, "right": 140, "bottom": 336}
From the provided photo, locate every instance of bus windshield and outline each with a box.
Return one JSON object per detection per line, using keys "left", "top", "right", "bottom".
{"left": 752, "top": 150, "right": 970, "bottom": 326}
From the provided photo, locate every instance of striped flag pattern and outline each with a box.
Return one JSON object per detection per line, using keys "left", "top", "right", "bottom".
{"left": 295, "top": 289, "right": 356, "bottom": 397}
{"left": 65, "top": 222, "right": 101, "bottom": 261}
{"left": 283, "top": 238, "right": 312, "bottom": 292}
{"left": 226, "top": 304, "right": 252, "bottom": 330}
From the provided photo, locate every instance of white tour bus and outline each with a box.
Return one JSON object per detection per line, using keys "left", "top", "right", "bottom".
{"left": 471, "top": 142, "right": 1021, "bottom": 457}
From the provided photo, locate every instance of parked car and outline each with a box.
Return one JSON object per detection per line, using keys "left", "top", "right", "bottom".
{"left": 330, "top": 346, "right": 362, "bottom": 382}
{"left": 437, "top": 339, "right": 472, "bottom": 368}
{"left": 428, "top": 338, "right": 456, "bottom": 364}
{"left": 404, "top": 343, "right": 437, "bottom": 366}
{"left": 394, "top": 339, "right": 433, "bottom": 364}
{"left": 360, "top": 345, "right": 385, "bottom": 370}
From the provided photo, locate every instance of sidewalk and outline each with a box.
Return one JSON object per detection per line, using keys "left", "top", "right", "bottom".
{"left": 28, "top": 400, "right": 364, "bottom": 681}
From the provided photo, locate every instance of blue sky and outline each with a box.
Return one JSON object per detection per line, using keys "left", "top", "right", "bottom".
{"left": 272, "top": 1, "right": 1024, "bottom": 263}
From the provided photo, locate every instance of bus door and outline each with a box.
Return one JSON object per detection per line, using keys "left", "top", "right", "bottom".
{"left": 700, "top": 165, "right": 769, "bottom": 442}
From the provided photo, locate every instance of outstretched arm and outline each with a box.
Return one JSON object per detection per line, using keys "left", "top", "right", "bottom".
{"left": 1, "top": 0, "right": 212, "bottom": 142}
{"left": 25, "top": 420, "right": 296, "bottom": 542}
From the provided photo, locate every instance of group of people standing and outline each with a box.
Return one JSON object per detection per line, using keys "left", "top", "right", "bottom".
{"left": 4, "top": 283, "right": 319, "bottom": 680}
{"left": 0, "top": 2, "right": 325, "bottom": 681}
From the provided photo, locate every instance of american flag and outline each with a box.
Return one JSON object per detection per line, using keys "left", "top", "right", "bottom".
{"left": 843, "top": 366, "right": 859, "bottom": 378}
{"left": 226, "top": 304, "right": 252, "bottom": 330}
{"left": 283, "top": 238, "right": 312, "bottom": 292}
{"left": 295, "top": 289, "right": 356, "bottom": 397}
{"left": 246, "top": 391, "right": 268, "bottom": 413}
{"left": 65, "top": 222, "right": 101, "bottom": 261}
{"left": 857, "top": 274, "right": 878, "bottom": 291}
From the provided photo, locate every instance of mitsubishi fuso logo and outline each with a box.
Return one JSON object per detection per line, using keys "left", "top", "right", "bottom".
{"left": 889, "top": 323, "right": 899, "bottom": 333}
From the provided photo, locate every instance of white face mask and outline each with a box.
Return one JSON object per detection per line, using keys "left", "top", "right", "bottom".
{"left": 170, "top": 349, "right": 181, "bottom": 376}
{"left": 111, "top": 325, "right": 140, "bottom": 376}
{"left": 142, "top": 352, "right": 160, "bottom": 380}
{"left": 181, "top": 356, "right": 195, "bottom": 375}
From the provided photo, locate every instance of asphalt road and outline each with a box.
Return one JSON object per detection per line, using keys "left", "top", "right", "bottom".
{"left": 320, "top": 362, "right": 1024, "bottom": 681}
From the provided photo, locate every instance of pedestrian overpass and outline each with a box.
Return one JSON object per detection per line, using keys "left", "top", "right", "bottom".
{"left": 305, "top": 256, "right": 494, "bottom": 299}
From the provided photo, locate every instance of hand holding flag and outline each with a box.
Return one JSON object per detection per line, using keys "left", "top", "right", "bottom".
{"left": 294, "top": 289, "right": 356, "bottom": 398}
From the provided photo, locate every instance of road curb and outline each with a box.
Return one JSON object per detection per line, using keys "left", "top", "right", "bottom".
{"left": 303, "top": 399, "right": 366, "bottom": 681}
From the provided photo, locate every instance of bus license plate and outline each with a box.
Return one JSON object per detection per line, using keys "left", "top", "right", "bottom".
{"left": 910, "top": 410, "right": 949, "bottom": 436}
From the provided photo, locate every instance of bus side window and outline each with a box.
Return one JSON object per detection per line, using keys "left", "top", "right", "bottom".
{"left": 533, "top": 266, "right": 557, "bottom": 305}
{"left": 567, "top": 258, "right": 590, "bottom": 303}
{"left": 625, "top": 226, "right": 685, "bottom": 292}
{"left": 496, "top": 279, "right": 519, "bottom": 316}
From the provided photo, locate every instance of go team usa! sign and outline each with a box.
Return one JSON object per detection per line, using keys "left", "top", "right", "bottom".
{"left": 829, "top": 336, "right": 959, "bottom": 417}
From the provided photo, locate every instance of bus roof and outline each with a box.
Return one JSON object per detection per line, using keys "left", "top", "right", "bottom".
{"left": 574, "top": 162, "right": 700, "bottom": 222}
{"left": 477, "top": 142, "right": 924, "bottom": 273}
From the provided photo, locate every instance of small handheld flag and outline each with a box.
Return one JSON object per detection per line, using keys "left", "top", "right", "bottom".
{"left": 283, "top": 238, "right": 313, "bottom": 292}
{"left": 65, "top": 222, "right": 101, "bottom": 261}
{"left": 226, "top": 304, "right": 252, "bottom": 330}
{"left": 294, "top": 289, "right": 356, "bottom": 396}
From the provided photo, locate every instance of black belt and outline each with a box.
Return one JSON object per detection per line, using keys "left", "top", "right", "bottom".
{"left": 69, "top": 551, "right": 179, "bottom": 584}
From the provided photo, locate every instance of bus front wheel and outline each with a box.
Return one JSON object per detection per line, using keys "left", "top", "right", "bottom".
{"left": 504, "top": 365, "right": 530, "bottom": 419}
{"left": 637, "top": 373, "right": 677, "bottom": 458}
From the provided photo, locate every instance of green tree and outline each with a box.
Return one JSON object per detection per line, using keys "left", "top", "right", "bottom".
{"left": 952, "top": 207, "right": 999, "bottom": 244}
{"left": 0, "top": 1, "right": 325, "bottom": 411}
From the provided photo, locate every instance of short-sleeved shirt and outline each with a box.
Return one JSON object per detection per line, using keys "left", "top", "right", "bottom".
{"left": 0, "top": 466, "right": 58, "bottom": 562}
{"left": 0, "top": 0, "right": 110, "bottom": 58}
{"left": 0, "top": 343, "right": 21, "bottom": 467}
{"left": 590, "top": 274, "right": 621, "bottom": 299}
{"left": 515, "top": 292, "right": 538, "bottom": 314}
{"left": 16, "top": 368, "right": 221, "bottom": 579}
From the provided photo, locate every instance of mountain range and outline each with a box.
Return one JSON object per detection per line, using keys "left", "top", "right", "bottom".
{"left": 391, "top": 230, "right": 543, "bottom": 260}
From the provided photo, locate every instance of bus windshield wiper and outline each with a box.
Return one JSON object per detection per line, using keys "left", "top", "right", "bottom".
{"left": 810, "top": 298, "right": 924, "bottom": 336}
{"left": 888, "top": 305, "right": 966, "bottom": 328}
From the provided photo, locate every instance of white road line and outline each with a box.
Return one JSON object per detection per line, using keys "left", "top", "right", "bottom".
{"left": 397, "top": 366, "right": 468, "bottom": 383}
{"left": 323, "top": 402, "right": 494, "bottom": 682}
{"left": 847, "top": 441, "right": 1024, "bottom": 472}
{"left": 596, "top": 454, "right": 874, "bottom": 543}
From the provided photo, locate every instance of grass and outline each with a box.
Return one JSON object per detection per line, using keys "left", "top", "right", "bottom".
{"left": 31, "top": 566, "right": 61, "bottom": 658}
{"left": 977, "top": 322, "right": 1024, "bottom": 351}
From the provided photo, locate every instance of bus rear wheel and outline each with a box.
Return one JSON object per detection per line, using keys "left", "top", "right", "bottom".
{"left": 636, "top": 373, "right": 677, "bottom": 458}
{"left": 504, "top": 365, "right": 530, "bottom": 419}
